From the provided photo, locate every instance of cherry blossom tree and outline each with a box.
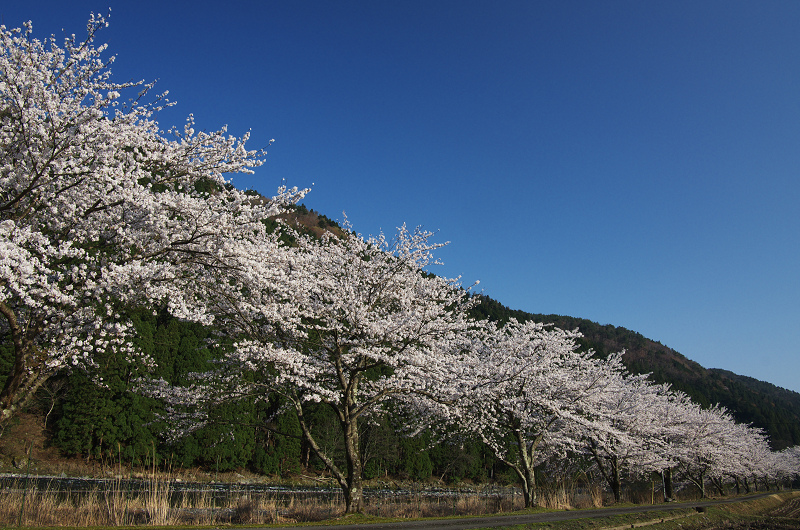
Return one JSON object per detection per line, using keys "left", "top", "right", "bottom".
{"left": 597, "top": 380, "right": 757, "bottom": 500}
{"left": 149, "top": 224, "right": 479, "bottom": 513}
{"left": 621, "top": 386, "right": 696, "bottom": 501}
{"left": 581, "top": 371, "right": 676, "bottom": 503}
{"left": 663, "top": 402, "right": 760, "bottom": 498}
{"left": 580, "top": 374, "right": 774, "bottom": 502}
{"left": 773, "top": 446, "right": 800, "bottom": 488}
{"left": 448, "top": 319, "right": 624, "bottom": 508}
{"left": 713, "top": 420, "right": 773, "bottom": 495}
{"left": 0, "top": 15, "right": 303, "bottom": 430}
{"left": 554, "top": 361, "right": 782, "bottom": 503}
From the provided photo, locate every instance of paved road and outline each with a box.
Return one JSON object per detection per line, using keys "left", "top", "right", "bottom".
{"left": 266, "top": 491, "right": 788, "bottom": 530}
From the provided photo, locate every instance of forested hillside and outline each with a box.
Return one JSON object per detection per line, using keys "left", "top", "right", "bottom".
{"left": 472, "top": 295, "right": 800, "bottom": 449}
{"left": 4, "top": 203, "right": 798, "bottom": 467}
{"left": 2, "top": 202, "right": 797, "bottom": 480}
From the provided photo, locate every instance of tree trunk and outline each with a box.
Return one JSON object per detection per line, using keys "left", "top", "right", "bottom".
{"left": 711, "top": 476, "right": 725, "bottom": 496}
{"left": 610, "top": 457, "right": 621, "bottom": 503}
{"left": 663, "top": 468, "right": 674, "bottom": 501}
{"left": 342, "top": 414, "right": 364, "bottom": 513}
{"left": 291, "top": 353, "right": 371, "bottom": 515}
{"left": 512, "top": 464, "right": 537, "bottom": 508}
{"left": 513, "top": 429, "right": 539, "bottom": 508}
{"left": 589, "top": 442, "right": 620, "bottom": 503}
{"left": 0, "top": 305, "right": 51, "bottom": 434}
{"left": 697, "top": 470, "right": 707, "bottom": 498}
{"left": 342, "top": 475, "right": 364, "bottom": 514}
{"left": 293, "top": 400, "right": 363, "bottom": 514}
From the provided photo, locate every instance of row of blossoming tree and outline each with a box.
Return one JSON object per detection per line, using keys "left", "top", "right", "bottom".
{"left": 2, "top": 16, "right": 798, "bottom": 514}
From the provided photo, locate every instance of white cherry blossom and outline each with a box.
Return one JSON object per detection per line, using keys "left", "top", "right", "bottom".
{"left": 0, "top": 15, "right": 304, "bottom": 428}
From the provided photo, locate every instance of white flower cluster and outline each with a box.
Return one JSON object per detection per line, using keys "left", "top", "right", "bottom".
{"left": 0, "top": 15, "right": 305, "bottom": 425}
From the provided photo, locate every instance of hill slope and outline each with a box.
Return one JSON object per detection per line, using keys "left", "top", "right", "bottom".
{"left": 224, "top": 202, "right": 800, "bottom": 450}
{"left": 471, "top": 294, "right": 800, "bottom": 449}
{"left": 3, "top": 202, "right": 796, "bottom": 473}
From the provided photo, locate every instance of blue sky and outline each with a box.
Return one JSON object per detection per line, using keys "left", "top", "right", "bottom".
{"left": 5, "top": 1, "right": 799, "bottom": 392}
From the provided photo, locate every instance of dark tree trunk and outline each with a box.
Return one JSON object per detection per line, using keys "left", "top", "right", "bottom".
{"left": 663, "top": 468, "right": 674, "bottom": 501}
{"left": 692, "top": 469, "right": 707, "bottom": 498}
{"left": 589, "top": 441, "right": 620, "bottom": 503}
{"left": 711, "top": 476, "right": 725, "bottom": 496}
{"left": 0, "top": 303, "right": 47, "bottom": 430}
{"left": 513, "top": 464, "right": 537, "bottom": 508}
{"left": 294, "top": 400, "right": 365, "bottom": 514}
{"left": 610, "top": 458, "right": 621, "bottom": 503}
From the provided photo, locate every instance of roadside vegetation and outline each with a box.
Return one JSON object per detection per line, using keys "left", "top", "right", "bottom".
{"left": 2, "top": 475, "right": 798, "bottom": 528}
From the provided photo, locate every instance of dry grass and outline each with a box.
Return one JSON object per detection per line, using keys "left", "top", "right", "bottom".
{"left": 1, "top": 479, "right": 291, "bottom": 526}
{"left": 540, "top": 479, "right": 575, "bottom": 510}
{"left": 2, "top": 482, "right": 117, "bottom": 527}
{"left": 0, "top": 480, "right": 527, "bottom": 526}
{"left": 6, "top": 477, "right": 755, "bottom": 527}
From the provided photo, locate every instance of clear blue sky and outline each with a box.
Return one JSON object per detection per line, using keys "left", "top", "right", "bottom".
{"left": 5, "top": 1, "right": 799, "bottom": 392}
